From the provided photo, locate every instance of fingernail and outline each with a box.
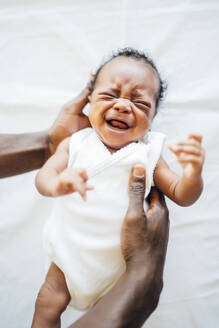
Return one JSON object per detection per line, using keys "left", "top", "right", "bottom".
{"left": 133, "top": 165, "right": 145, "bottom": 178}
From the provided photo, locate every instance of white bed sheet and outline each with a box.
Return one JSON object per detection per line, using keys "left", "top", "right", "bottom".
{"left": 0, "top": 0, "right": 219, "bottom": 327}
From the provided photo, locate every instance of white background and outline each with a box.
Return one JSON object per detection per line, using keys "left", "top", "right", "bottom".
{"left": 0, "top": 0, "right": 219, "bottom": 327}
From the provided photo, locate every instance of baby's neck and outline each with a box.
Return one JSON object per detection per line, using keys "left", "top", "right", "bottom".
{"left": 106, "top": 146, "right": 119, "bottom": 154}
{"left": 105, "top": 141, "right": 138, "bottom": 154}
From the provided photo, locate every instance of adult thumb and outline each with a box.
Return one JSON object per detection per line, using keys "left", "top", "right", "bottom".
{"left": 128, "top": 164, "right": 146, "bottom": 213}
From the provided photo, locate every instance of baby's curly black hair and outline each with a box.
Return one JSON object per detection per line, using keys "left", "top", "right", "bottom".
{"left": 89, "top": 47, "right": 167, "bottom": 108}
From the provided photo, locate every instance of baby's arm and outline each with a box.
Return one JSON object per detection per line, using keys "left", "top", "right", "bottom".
{"left": 154, "top": 134, "right": 204, "bottom": 206}
{"left": 35, "top": 137, "right": 93, "bottom": 200}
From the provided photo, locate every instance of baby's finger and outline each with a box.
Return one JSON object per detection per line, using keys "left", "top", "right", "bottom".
{"left": 85, "top": 184, "right": 94, "bottom": 191}
{"left": 167, "top": 143, "right": 181, "bottom": 155}
{"left": 77, "top": 169, "right": 88, "bottom": 182}
{"left": 188, "top": 133, "right": 203, "bottom": 144}
{"left": 170, "top": 144, "right": 202, "bottom": 156}
{"left": 69, "top": 174, "right": 86, "bottom": 199}
{"left": 178, "top": 153, "right": 203, "bottom": 165}
{"left": 178, "top": 139, "right": 202, "bottom": 147}
{"left": 77, "top": 185, "right": 87, "bottom": 200}
{"left": 168, "top": 138, "right": 202, "bottom": 154}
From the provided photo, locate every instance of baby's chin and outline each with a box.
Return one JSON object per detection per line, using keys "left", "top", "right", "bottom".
{"left": 101, "top": 139, "right": 134, "bottom": 153}
{"left": 95, "top": 127, "right": 137, "bottom": 152}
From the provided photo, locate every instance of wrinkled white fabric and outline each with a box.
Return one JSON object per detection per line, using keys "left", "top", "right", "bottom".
{"left": 43, "top": 128, "right": 165, "bottom": 310}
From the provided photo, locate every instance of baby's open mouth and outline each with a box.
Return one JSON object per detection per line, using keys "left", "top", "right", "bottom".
{"left": 106, "top": 119, "right": 129, "bottom": 130}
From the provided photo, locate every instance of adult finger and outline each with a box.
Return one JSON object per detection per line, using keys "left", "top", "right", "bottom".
{"left": 145, "top": 187, "right": 169, "bottom": 261}
{"left": 146, "top": 187, "right": 168, "bottom": 223}
{"left": 147, "top": 187, "right": 167, "bottom": 211}
{"left": 128, "top": 164, "right": 146, "bottom": 211}
{"left": 121, "top": 164, "right": 146, "bottom": 263}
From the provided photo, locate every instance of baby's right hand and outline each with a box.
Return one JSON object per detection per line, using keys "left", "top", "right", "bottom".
{"left": 52, "top": 168, "right": 93, "bottom": 200}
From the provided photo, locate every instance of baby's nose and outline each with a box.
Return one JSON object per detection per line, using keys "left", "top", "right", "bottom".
{"left": 113, "top": 98, "right": 132, "bottom": 113}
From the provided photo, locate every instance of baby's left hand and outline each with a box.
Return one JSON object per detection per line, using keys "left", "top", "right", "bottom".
{"left": 168, "top": 133, "right": 205, "bottom": 179}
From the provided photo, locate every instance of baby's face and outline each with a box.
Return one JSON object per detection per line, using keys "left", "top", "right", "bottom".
{"left": 89, "top": 57, "right": 159, "bottom": 151}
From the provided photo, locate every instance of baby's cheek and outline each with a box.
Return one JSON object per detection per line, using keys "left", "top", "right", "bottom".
{"left": 133, "top": 122, "right": 150, "bottom": 140}
{"left": 140, "top": 115, "right": 151, "bottom": 129}
{"left": 141, "top": 120, "right": 151, "bottom": 137}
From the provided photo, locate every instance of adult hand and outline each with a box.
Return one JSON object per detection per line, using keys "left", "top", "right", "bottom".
{"left": 121, "top": 164, "right": 169, "bottom": 274}
{"left": 0, "top": 78, "right": 93, "bottom": 178}
{"left": 69, "top": 164, "right": 169, "bottom": 328}
{"left": 48, "top": 79, "right": 92, "bottom": 155}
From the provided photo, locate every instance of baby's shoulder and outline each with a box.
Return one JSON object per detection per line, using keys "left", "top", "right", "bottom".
{"left": 68, "top": 128, "right": 94, "bottom": 166}
{"left": 147, "top": 131, "right": 166, "bottom": 145}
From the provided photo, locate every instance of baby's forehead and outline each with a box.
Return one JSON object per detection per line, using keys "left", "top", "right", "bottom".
{"left": 96, "top": 57, "right": 160, "bottom": 95}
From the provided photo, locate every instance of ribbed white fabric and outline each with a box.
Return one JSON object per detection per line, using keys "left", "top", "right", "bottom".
{"left": 43, "top": 128, "right": 166, "bottom": 310}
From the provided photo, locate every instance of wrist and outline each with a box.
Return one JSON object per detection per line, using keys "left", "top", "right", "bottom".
{"left": 119, "top": 262, "right": 163, "bottom": 325}
{"left": 183, "top": 168, "right": 203, "bottom": 181}
{"left": 126, "top": 248, "right": 165, "bottom": 294}
{"left": 36, "top": 170, "right": 59, "bottom": 197}
{"left": 183, "top": 170, "right": 202, "bottom": 178}
{"left": 126, "top": 256, "right": 162, "bottom": 284}
{"left": 0, "top": 131, "right": 49, "bottom": 178}
{"left": 182, "top": 173, "right": 203, "bottom": 189}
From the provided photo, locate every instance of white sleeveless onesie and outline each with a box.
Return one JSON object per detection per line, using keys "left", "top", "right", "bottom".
{"left": 43, "top": 128, "right": 166, "bottom": 310}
